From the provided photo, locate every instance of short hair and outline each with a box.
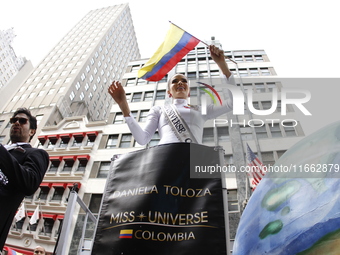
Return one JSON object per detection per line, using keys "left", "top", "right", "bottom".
{"left": 12, "top": 108, "right": 37, "bottom": 141}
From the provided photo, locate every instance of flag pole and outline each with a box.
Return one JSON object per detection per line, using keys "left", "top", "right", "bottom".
{"left": 169, "top": 21, "right": 237, "bottom": 65}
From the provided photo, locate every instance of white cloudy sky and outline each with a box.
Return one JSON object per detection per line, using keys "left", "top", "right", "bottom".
{"left": 1, "top": 0, "right": 340, "bottom": 135}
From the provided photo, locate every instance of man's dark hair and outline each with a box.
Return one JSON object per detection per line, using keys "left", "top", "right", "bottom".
{"left": 12, "top": 108, "right": 37, "bottom": 141}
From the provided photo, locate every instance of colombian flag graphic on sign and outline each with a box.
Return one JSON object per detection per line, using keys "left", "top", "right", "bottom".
{"left": 119, "top": 229, "right": 133, "bottom": 239}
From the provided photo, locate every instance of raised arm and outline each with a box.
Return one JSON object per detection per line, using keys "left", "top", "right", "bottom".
{"left": 108, "top": 81, "right": 131, "bottom": 117}
{"left": 209, "top": 45, "right": 232, "bottom": 78}
{"left": 108, "top": 80, "right": 160, "bottom": 145}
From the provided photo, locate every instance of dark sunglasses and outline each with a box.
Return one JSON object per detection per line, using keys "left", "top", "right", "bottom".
{"left": 10, "top": 117, "right": 29, "bottom": 125}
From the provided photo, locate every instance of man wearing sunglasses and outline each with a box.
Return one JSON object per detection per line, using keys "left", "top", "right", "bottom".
{"left": 0, "top": 108, "right": 49, "bottom": 253}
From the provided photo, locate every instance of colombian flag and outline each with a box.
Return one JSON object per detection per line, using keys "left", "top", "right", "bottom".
{"left": 119, "top": 229, "right": 133, "bottom": 239}
{"left": 138, "top": 23, "right": 200, "bottom": 81}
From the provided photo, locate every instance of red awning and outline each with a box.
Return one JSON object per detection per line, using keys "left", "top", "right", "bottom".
{"left": 40, "top": 182, "right": 52, "bottom": 188}
{"left": 73, "top": 132, "right": 86, "bottom": 137}
{"left": 47, "top": 134, "right": 60, "bottom": 142}
{"left": 59, "top": 133, "right": 72, "bottom": 138}
{"left": 52, "top": 183, "right": 68, "bottom": 188}
{"left": 62, "top": 156, "right": 77, "bottom": 161}
{"left": 77, "top": 155, "right": 90, "bottom": 161}
{"left": 49, "top": 156, "right": 62, "bottom": 161}
{"left": 38, "top": 135, "right": 47, "bottom": 144}
{"left": 42, "top": 214, "right": 58, "bottom": 220}
{"left": 86, "top": 131, "right": 98, "bottom": 137}
{"left": 47, "top": 134, "right": 60, "bottom": 138}
{"left": 57, "top": 214, "right": 64, "bottom": 220}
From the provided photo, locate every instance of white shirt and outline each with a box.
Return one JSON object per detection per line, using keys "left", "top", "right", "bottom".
{"left": 125, "top": 75, "right": 235, "bottom": 145}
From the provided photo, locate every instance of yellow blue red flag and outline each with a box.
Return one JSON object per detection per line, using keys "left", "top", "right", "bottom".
{"left": 119, "top": 229, "right": 133, "bottom": 239}
{"left": 138, "top": 23, "right": 200, "bottom": 81}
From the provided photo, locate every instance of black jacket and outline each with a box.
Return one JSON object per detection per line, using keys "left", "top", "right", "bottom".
{"left": 0, "top": 144, "right": 49, "bottom": 250}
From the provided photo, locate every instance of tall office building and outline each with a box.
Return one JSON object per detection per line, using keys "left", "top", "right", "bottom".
{"left": 0, "top": 3, "right": 140, "bottom": 146}
{"left": 0, "top": 28, "right": 26, "bottom": 88}
{"left": 1, "top": 3, "right": 140, "bottom": 254}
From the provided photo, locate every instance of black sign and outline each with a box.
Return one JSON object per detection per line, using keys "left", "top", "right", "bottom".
{"left": 92, "top": 143, "right": 227, "bottom": 255}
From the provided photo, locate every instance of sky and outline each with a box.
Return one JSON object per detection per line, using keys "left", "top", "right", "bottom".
{"left": 1, "top": 0, "right": 340, "bottom": 135}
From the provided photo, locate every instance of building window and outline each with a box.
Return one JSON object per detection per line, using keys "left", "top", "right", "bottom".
{"left": 283, "top": 123, "right": 297, "bottom": 137}
{"left": 234, "top": 56, "right": 243, "bottom": 62}
{"left": 238, "top": 69, "right": 248, "bottom": 77}
{"left": 47, "top": 135, "right": 58, "bottom": 149}
{"left": 217, "top": 126, "right": 229, "bottom": 142}
{"left": 137, "top": 79, "right": 147, "bottom": 86}
{"left": 240, "top": 126, "right": 253, "bottom": 141}
{"left": 69, "top": 91, "right": 75, "bottom": 101}
{"left": 114, "top": 113, "right": 124, "bottom": 124}
{"left": 28, "top": 218, "right": 39, "bottom": 231}
{"left": 156, "top": 90, "right": 166, "bottom": 100}
{"left": 77, "top": 156, "right": 89, "bottom": 172}
{"left": 49, "top": 158, "right": 61, "bottom": 172}
{"left": 260, "top": 68, "right": 270, "bottom": 76}
{"left": 202, "top": 128, "right": 214, "bottom": 143}
{"left": 210, "top": 70, "right": 220, "bottom": 77}
{"left": 120, "top": 134, "right": 132, "bottom": 148}
{"left": 227, "top": 190, "right": 239, "bottom": 212}
{"left": 86, "top": 132, "right": 97, "bottom": 146}
{"left": 39, "top": 218, "right": 54, "bottom": 236}
{"left": 144, "top": 91, "right": 154, "bottom": 101}
{"left": 126, "top": 78, "right": 136, "bottom": 87}
{"left": 255, "top": 125, "right": 268, "bottom": 139}
{"left": 249, "top": 68, "right": 259, "bottom": 76}
{"left": 106, "top": 135, "right": 118, "bottom": 148}
{"left": 14, "top": 218, "right": 25, "bottom": 231}
{"left": 255, "top": 55, "right": 264, "bottom": 62}
{"left": 244, "top": 55, "right": 253, "bottom": 62}
{"left": 89, "top": 194, "right": 103, "bottom": 215}
{"left": 72, "top": 133, "right": 84, "bottom": 147}
{"left": 269, "top": 123, "right": 282, "bottom": 137}
{"left": 62, "top": 157, "right": 75, "bottom": 172}
{"left": 38, "top": 186, "right": 50, "bottom": 201}
{"left": 139, "top": 110, "right": 149, "bottom": 122}
{"left": 59, "top": 134, "right": 71, "bottom": 148}
{"left": 255, "top": 83, "right": 266, "bottom": 93}
{"left": 148, "top": 132, "right": 160, "bottom": 147}
{"left": 131, "top": 92, "right": 142, "bottom": 102}
{"left": 97, "top": 162, "right": 111, "bottom": 178}
{"left": 267, "top": 82, "right": 277, "bottom": 92}
{"left": 262, "top": 151, "right": 275, "bottom": 166}
{"left": 51, "top": 186, "right": 65, "bottom": 201}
